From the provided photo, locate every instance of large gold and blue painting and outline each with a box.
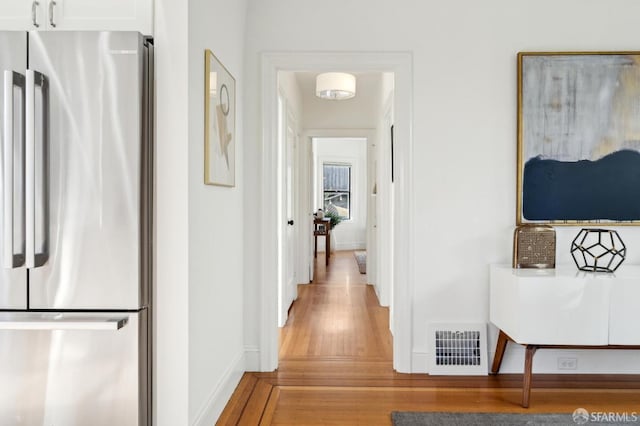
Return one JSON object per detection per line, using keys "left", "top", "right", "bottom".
{"left": 517, "top": 52, "right": 640, "bottom": 225}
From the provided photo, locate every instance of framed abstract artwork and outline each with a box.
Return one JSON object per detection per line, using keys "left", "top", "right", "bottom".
{"left": 204, "top": 49, "right": 236, "bottom": 187}
{"left": 517, "top": 52, "right": 640, "bottom": 225}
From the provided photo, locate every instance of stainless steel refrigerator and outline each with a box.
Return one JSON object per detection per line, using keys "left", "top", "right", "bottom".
{"left": 0, "top": 31, "right": 153, "bottom": 426}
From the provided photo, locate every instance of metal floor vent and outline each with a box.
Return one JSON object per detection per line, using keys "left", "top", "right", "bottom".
{"left": 427, "top": 323, "right": 488, "bottom": 375}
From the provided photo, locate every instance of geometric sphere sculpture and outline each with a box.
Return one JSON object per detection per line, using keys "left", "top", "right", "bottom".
{"left": 570, "top": 228, "right": 626, "bottom": 273}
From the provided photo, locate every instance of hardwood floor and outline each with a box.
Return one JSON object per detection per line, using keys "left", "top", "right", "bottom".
{"left": 218, "top": 250, "right": 640, "bottom": 425}
{"left": 279, "top": 251, "right": 391, "bottom": 361}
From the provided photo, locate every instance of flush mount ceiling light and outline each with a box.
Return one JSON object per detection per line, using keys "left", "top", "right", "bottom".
{"left": 315, "top": 72, "right": 356, "bottom": 100}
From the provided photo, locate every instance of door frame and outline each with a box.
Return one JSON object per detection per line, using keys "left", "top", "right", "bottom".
{"left": 259, "top": 52, "right": 414, "bottom": 373}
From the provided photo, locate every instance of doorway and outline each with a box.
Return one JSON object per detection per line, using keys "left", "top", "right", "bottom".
{"left": 260, "top": 52, "right": 414, "bottom": 373}
{"left": 311, "top": 137, "right": 368, "bottom": 278}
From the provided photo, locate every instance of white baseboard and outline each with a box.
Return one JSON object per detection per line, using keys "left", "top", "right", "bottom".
{"left": 336, "top": 242, "right": 366, "bottom": 251}
{"left": 316, "top": 242, "right": 365, "bottom": 252}
{"left": 412, "top": 351, "right": 429, "bottom": 373}
{"left": 244, "top": 346, "right": 261, "bottom": 371}
{"left": 372, "top": 283, "right": 381, "bottom": 303}
{"left": 192, "top": 350, "right": 245, "bottom": 426}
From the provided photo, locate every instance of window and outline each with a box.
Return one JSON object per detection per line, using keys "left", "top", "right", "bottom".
{"left": 323, "top": 163, "right": 351, "bottom": 219}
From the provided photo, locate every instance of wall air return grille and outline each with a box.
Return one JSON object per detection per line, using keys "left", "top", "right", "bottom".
{"left": 427, "top": 323, "right": 488, "bottom": 375}
{"left": 436, "top": 330, "right": 481, "bottom": 365}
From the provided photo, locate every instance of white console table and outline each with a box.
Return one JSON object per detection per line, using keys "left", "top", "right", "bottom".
{"left": 489, "top": 264, "right": 640, "bottom": 407}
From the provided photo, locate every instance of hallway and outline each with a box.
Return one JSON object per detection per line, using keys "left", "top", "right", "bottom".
{"left": 279, "top": 251, "right": 392, "bottom": 361}
{"left": 217, "top": 251, "right": 640, "bottom": 425}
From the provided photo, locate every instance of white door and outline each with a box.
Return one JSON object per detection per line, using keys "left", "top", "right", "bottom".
{"left": 284, "top": 112, "right": 297, "bottom": 314}
{"left": 277, "top": 96, "right": 297, "bottom": 327}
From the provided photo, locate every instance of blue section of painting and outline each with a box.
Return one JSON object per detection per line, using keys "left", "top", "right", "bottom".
{"left": 523, "top": 150, "right": 640, "bottom": 221}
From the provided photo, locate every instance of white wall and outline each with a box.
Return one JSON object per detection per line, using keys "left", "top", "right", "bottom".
{"left": 154, "top": 0, "right": 189, "bottom": 424}
{"left": 279, "top": 72, "right": 304, "bottom": 121}
{"left": 155, "top": 0, "right": 247, "bottom": 424}
{"left": 244, "top": 0, "right": 640, "bottom": 374}
{"left": 187, "top": 0, "right": 247, "bottom": 423}
{"left": 313, "top": 138, "right": 368, "bottom": 251}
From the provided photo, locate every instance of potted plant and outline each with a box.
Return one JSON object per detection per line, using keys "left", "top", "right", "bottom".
{"left": 324, "top": 207, "right": 343, "bottom": 253}
{"left": 325, "top": 210, "right": 343, "bottom": 230}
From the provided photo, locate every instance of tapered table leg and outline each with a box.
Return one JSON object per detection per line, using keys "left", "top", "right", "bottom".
{"left": 522, "top": 345, "right": 538, "bottom": 408}
{"left": 491, "top": 330, "right": 509, "bottom": 374}
{"left": 325, "top": 231, "right": 330, "bottom": 266}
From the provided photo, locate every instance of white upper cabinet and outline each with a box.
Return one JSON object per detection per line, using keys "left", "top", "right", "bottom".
{"left": 0, "top": 0, "right": 42, "bottom": 30}
{"left": 47, "top": 0, "right": 153, "bottom": 34}
{"left": 0, "top": 0, "right": 153, "bottom": 34}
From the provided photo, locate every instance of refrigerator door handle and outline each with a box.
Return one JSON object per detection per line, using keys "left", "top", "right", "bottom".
{"left": 25, "top": 70, "right": 49, "bottom": 269}
{"left": 3, "top": 71, "right": 26, "bottom": 269}
{"left": 0, "top": 315, "right": 128, "bottom": 330}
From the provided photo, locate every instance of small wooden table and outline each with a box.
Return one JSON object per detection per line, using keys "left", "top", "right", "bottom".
{"left": 313, "top": 218, "right": 331, "bottom": 266}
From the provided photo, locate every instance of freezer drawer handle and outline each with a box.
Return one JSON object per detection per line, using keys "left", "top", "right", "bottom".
{"left": 3, "top": 71, "right": 26, "bottom": 269}
{"left": 0, "top": 316, "right": 129, "bottom": 331}
{"left": 25, "top": 70, "right": 49, "bottom": 269}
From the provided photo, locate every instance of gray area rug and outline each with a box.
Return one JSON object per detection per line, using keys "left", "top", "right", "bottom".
{"left": 391, "top": 412, "right": 586, "bottom": 425}
{"left": 354, "top": 251, "right": 366, "bottom": 274}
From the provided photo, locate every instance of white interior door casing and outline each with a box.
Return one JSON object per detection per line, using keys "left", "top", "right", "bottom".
{"left": 305, "top": 137, "right": 314, "bottom": 283}
{"left": 376, "top": 98, "right": 394, "bottom": 310}
{"left": 276, "top": 95, "right": 285, "bottom": 326}
{"left": 366, "top": 137, "right": 377, "bottom": 289}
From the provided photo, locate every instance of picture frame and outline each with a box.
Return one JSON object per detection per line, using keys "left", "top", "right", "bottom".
{"left": 517, "top": 51, "right": 640, "bottom": 225}
{"left": 204, "top": 49, "right": 236, "bottom": 187}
